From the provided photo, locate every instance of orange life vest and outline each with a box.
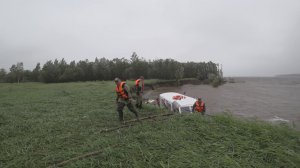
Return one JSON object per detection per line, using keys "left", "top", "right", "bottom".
{"left": 195, "top": 101, "right": 205, "bottom": 112}
{"left": 135, "top": 79, "right": 144, "bottom": 90}
{"left": 116, "top": 82, "right": 128, "bottom": 99}
{"left": 135, "top": 79, "right": 140, "bottom": 86}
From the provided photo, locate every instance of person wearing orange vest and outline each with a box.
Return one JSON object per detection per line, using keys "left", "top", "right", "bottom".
{"left": 135, "top": 76, "right": 144, "bottom": 109}
{"left": 114, "top": 77, "right": 139, "bottom": 123}
{"left": 192, "top": 97, "right": 206, "bottom": 114}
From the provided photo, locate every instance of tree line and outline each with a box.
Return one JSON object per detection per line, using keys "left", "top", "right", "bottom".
{"left": 0, "top": 53, "right": 223, "bottom": 83}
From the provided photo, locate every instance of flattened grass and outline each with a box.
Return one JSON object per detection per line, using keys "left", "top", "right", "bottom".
{"left": 0, "top": 82, "right": 299, "bottom": 168}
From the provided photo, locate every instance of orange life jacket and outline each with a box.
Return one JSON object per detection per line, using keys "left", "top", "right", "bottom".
{"left": 116, "top": 82, "right": 128, "bottom": 99}
{"left": 135, "top": 79, "right": 144, "bottom": 90}
{"left": 195, "top": 101, "right": 205, "bottom": 112}
{"left": 135, "top": 79, "right": 140, "bottom": 86}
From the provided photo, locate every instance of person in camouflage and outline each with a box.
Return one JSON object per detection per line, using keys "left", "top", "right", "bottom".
{"left": 114, "top": 77, "right": 139, "bottom": 123}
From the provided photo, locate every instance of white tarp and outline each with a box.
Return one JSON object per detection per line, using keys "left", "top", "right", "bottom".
{"left": 159, "top": 92, "right": 197, "bottom": 113}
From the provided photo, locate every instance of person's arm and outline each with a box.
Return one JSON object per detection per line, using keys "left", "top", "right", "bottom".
{"left": 124, "top": 84, "right": 132, "bottom": 99}
{"left": 203, "top": 103, "right": 206, "bottom": 112}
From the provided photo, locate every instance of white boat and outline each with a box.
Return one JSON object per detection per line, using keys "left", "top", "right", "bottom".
{"left": 159, "top": 92, "right": 197, "bottom": 113}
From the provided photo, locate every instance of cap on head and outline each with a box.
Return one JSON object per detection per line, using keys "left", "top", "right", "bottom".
{"left": 114, "top": 77, "right": 120, "bottom": 83}
{"left": 198, "top": 97, "right": 202, "bottom": 101}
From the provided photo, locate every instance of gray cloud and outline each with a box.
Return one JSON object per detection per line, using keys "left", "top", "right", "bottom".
{"left": 0, "top": 0, "right": 299, "bottom": 76}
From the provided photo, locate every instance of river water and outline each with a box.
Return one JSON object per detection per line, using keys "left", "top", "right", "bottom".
{"left": 145, "top": 77, "right": 300, "bottom": 129}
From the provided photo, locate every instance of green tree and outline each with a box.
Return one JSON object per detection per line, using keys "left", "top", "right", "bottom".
{"left": 174, "top": 63, "right": 184, "bottom": 86}
{"left": 148, "top": 59, "right": 164, "bottom": 79}
{"left": 9, "top": 62, "right": 24, "bottom": 83}
{"left": 59, "top": 61, "right": 77, "bottom": 82}
{"left": 110, "top": 58, "right": 129, "bottom": 80}
{"left": 7, "top": 57, "right": 222, "bottom": 83}
{"left": 183, "top": 62, "right": 197, "bottom": 78}
{"left": 0, "top": 68, "right": 7, "bottom": 82}
{"left": 58, "top": 58, "right": 68, "bottom": 82}
{"left": 76, "top": 59, "right": 94, "bottom": 81}
{"left": 22, "top": 70, "right": 33, "bottom": 82}
{"left": 32, "top": 63, "right": 41, "bottom": 82}
{"left": 99, "top": 57, "right": 111, "bottom": 80}
{"left": 93, "top": 57, "right": 111, "bottom": 80}
{"left": 129, "top": 52, "right": 148, "bottom": 79}
{"left": 41, "top": 61, "right": 59, "bottom": 83}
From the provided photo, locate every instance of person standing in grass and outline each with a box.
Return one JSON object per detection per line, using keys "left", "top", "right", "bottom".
{"left": 114, "top": 77, "right": 139, "bottom": 123}
{"left": 135, "top": 76, "right": 144, "bottom": 109}
{"left": 192, "top": 97, "right": 206, "bottom": 115}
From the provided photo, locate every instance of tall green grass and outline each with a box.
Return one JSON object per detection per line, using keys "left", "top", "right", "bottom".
{"left": 0, "top": 82, "right": 299, "bottom": 168}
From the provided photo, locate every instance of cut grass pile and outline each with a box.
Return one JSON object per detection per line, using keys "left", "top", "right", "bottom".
{"left": 0, "top": 81, "right": 299, "bottom": 168}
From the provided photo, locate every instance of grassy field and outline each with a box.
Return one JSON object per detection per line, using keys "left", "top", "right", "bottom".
{"left": 0, "top": 81, "right": 299, "bottom": 168}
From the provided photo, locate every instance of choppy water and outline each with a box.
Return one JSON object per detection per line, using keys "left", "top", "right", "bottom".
{"left": 145, "top": 77, "right": 300, "bottom": 129}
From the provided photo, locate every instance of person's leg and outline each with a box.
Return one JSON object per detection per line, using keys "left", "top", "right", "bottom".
{"left": 117, "top": 102, "right": 125, "bottom": 122}
{"left": 139, "top": 95, "right": 143, "bottom": 108}
{"left": 136, "top": 93, "right": 141, "bottom": 108}
{"left": 127, "top": 102, "right": 139, "bottom": 119}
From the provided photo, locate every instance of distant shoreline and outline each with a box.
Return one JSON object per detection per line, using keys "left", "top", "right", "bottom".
{"left": 275, "top": 74, "right": 300, "bottom": 78}
{"left": 224, "top": 74, "right": 300, "bottom": 78}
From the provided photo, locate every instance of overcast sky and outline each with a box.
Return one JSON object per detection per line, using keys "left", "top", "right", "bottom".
{"left": 0, "top": 0, "right": 299, "bottom": 76}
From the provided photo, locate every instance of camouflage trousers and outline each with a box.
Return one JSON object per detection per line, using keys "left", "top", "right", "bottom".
{"left": 135, "top": 93, "right": 143, "bottom": 109}
{"left": 117, "top": 100, "right": 138, "bottom": 122}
